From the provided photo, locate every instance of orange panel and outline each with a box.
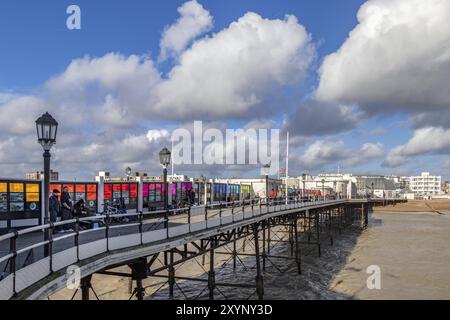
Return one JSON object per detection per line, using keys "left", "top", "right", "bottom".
{"left": 10, "top": 183, "right": 24, "bottom": 193}
{"left": 75, "top": 184, "right": 86, "bottom": 192}
{"left": 87, "top": 192, "right": 97, "bottom": 201}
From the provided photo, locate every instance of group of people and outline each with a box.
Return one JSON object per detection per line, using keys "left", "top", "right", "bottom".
{"left": 49, "top": 186, "right": 87, "bottom": 233}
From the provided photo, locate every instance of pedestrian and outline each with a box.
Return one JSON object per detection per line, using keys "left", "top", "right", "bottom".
{"left": 49, "top": 189, "right": 61, "bottom": 232}
{"left": 73, "top": 198, "right": 86, "bottom": 218}
{"left": 60, "top": 186, "right": 74, "bottom": 232}
{"left": 190, "top": 189, "right": 196, "bottom": 206}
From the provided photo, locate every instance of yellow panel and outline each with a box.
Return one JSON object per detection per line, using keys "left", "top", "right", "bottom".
{"left": 0, "top": 183, "right": 6, "bottom": 193}
{"left": 26, "top": 184, "right": 39, "bottom": 193}
{"left": 26, "top": 193, "right": 40, "bottom": 202}
{"left": 10, "top": 183, "right": 24, "bottom": 193}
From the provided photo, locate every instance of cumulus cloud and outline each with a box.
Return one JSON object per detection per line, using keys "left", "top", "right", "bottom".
{"left": 384, "top": 127, "right": 450, "bottom": 166}
{"left": 316, "top": 0, "right": 450, "bottom": 115}
{"left": 295, "top": 140, "right": 384, "bottom": 170}
{"left": 286, "top": 100, "right": 360, "bottom": 137}
{"left": 146, "top": 129, "right": 170, "bottom": 143}
{"left": 152, "top": 12, "right": 315, "bottom": 119}
{"left": 159, "top": 0, "right": 213, "bottom": 61}
{"left": 0, "top": 96, "right": 49, "bottom": 135}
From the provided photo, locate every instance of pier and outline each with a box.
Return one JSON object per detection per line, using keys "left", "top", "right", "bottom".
{"left": 0, "top": 197, "right": 405, "bottom": 300}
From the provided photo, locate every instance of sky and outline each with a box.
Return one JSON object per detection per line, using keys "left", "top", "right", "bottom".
{"left": 0, "top": 0, "right": 449, "bottom": 181}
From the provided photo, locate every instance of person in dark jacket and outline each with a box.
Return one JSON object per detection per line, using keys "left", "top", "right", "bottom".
{"left": 73, "top": 199, "right": 86, "bottom": 218}
{"left": 49, "top": 189, "right": 61, "bottom": 224}
{"left": 60, "top": 186, "right": 73, "bottom": 232}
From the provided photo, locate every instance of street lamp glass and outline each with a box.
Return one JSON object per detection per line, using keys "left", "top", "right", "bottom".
{"left": 159, "top": 147, "right": 171, "bottom": 168}
{"left": 263, "top": 164, "right": 271, "bottom": 176}
{"left": 125, "top": 167, "right": 132, "bottom": 176}
{"left": 36, "top": 112, "right": 58, "bottom": 151}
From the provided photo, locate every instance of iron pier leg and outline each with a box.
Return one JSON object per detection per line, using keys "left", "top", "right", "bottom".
{"left": 80, "top": 275, "right": 92, "bottom": 301}
{"left": 168, "top": 250, "right": 175, "bottom": 298}
{"left": 262, "top": 221, "right": 266, "bottom": 272}
{"left": 254, "top": 224, "right": 264, "bottom": 300}
{"left": 294, "top": 217, "right": 302, "bottom": 275}
{"left": 267, "top": 222, "right": 271, "bottom": 255}
{"left": 329, "top": 210, "right": 334, "bottom": 246}
{"left": 130, "top": 259, "right": 147, "bottom": 301}
{"left": 316, "top": 211, "right": 321, "bottom": 257}
{"left": 208, "top": 238, "right": 216, "bottom": 300}
{"left": 307, "top": 210, "right": 312, "bottom": 243}
{"left": 233, "top": 230, "right": 237, "bottom": 270}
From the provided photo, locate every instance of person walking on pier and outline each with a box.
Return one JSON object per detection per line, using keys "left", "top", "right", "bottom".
{"left": 61, "top": 186, "right": 74, "bottom": 232}
{"left": 49, "top": 189, "right": 61, "bottom": 231}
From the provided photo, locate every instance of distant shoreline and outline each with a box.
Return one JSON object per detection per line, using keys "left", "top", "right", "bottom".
{"left": 372, "top": 199, "right": 450, "bottom": 214}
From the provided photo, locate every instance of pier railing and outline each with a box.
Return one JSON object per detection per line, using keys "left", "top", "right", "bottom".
{"left": 0, "top": 195, "right": 359, "bottom": 299}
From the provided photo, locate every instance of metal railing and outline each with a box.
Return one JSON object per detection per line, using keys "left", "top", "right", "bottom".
{"left": 0, "top": 195, "right": 353, "bottom": 299}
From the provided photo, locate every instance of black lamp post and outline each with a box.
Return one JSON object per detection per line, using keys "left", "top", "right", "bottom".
{"left": 302, "top": 173, "right": 306, "bottom": 200}
{"left": 36, "top": 112, "right": 58, "bottom": 257}
{"left": 371, "top": 182, "right": 374, "bottom": 198}
{"left": 263, "top": 163, "right": 270, "bottom": 205}
{"left": 321, "top": 178, "right": 325, "bottom": 201}
{"left": 159, "top": 147, "right": 171, "bottom": 227}
{"left": 125, "top": 166, "right": 132, "bottom": 181}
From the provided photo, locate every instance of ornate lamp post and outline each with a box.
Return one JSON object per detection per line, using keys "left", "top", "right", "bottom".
{"left": 35, "top": 112, "right": 58, "bottom": 257}
{"left": 159, "top": 147, "right": 171, "bottom": 227}
{"left": 125, "top": 166, "right": 132, "bottom": 181}
{"left": 321, "top": 178, "right": 325, "bottom": 202}
{"left": 302, "top": 173, "right": 307, "bottom": 200}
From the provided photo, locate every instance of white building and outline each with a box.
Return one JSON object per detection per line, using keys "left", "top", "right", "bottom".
{"left": 409, "top": 172, "right": 442, "bottom": 197}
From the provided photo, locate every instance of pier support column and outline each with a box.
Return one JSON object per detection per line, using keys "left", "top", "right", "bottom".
{"left": 168, "top": 250, "right": 175, "bottom": 298}
{"left": 130, "top": 259, "right": 147, "bottom": 301}
{"left": 80, "top": 275, "right": 92, "bottom": 301}
{"left": 253, "top": 224, "right": 264, "bottom": 300}
{"left": 315, "top": 211, "right": 321, "bottom": 257}
{"left": 232, "top": 230, "right": 237, "bottom": 270}
{"left": 262, "top": 221, "right": 266, "bottom": 272}
{"left": 294, "top": 216, "right": 301, "bottom": 275}
{"left": 208, "top": 238, "right": 216, "bottom": 300}
{"left": 361, "top": 204, "right": 368, "bottom": 229}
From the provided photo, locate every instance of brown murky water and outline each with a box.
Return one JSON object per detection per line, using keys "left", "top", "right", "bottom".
{"left": 51, "top": 211, "right": 450, "bottom": 300}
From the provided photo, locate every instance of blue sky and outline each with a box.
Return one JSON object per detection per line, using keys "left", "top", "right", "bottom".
{"left": 0, "top": 0, "right": 364, "bottom": 88}
{"left": 0, "top": 0, "right": 448, "bottom": 181}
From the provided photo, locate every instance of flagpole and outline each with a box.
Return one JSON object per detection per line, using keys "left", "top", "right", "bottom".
{"left": 171, "top": 137, "right": 174, "bottom": 177}
{"left": 285, "top": 132, "right": 289, "bottom": 205}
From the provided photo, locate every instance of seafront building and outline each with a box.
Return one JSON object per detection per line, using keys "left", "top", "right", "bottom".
{"left": 408, "top": 172, "right": 442, "bottom": 198}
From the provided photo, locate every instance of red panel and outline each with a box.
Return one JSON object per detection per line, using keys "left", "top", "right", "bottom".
{"left": 122, "top": 184, "right": 130, "bottom": 191}
{"left": 113, "top": 184, "right": 121, "bottom": 192}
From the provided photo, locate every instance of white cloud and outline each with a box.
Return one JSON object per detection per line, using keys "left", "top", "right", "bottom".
{"left": 384, "top": 127, "right": 450, "bottom": 166}
{"left": 316, "top": 0, "right": 450, "bottom": 114}
{"left": 153, "top": 12, "right": 315, "bottom": 119}
{"left": 159, "top": 0, "right": 213, "bottom": 61}
{"left": 146, "top": 129, "right": 170, "bottom": 143}
{"left": 296, "top": 140, "right": 384, "bottom": 170}
{"left": 0, "top": 96, "right": 49, "bottom": 135}
{"left": 286, "top": 101, "right": 361, "bottom": 137}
